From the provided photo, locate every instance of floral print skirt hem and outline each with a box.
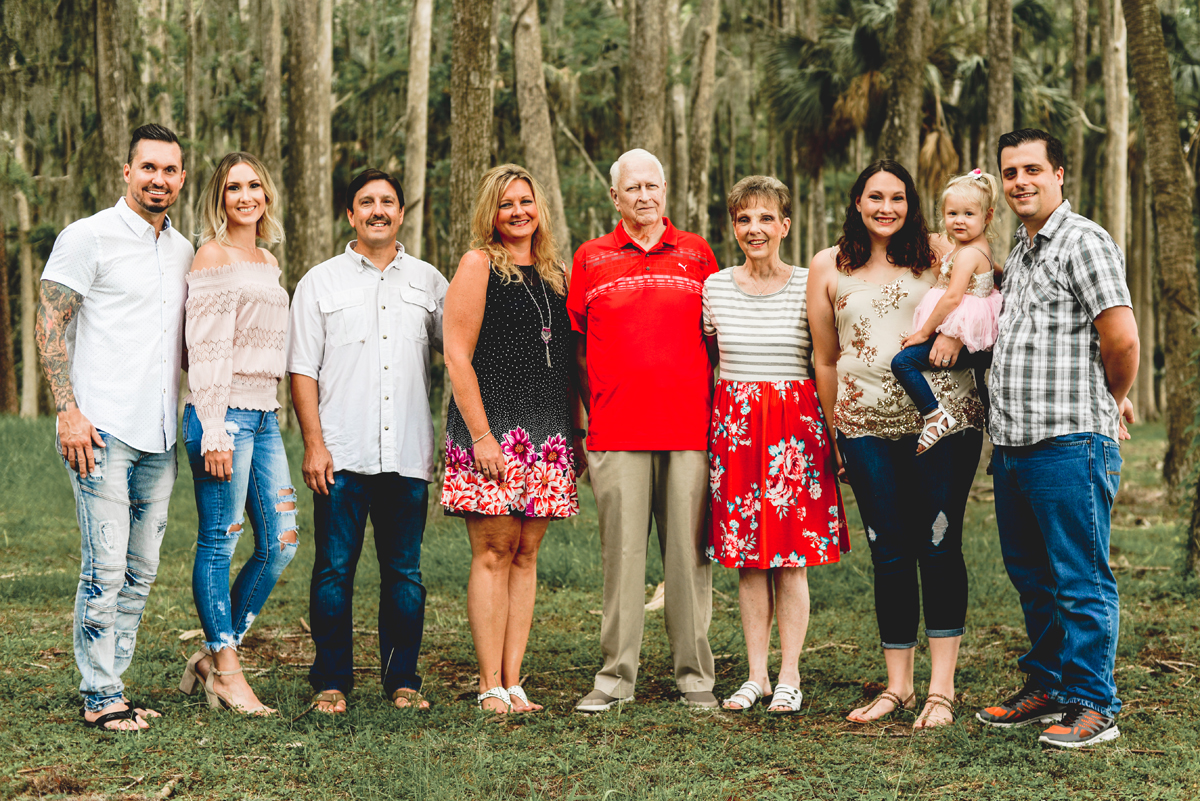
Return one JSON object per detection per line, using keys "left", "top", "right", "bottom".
{"left": 707, "top": 379, "right": 850, "bottom": 569}
{"left": 441, "top": 430, "right": 580, "bottom": 518}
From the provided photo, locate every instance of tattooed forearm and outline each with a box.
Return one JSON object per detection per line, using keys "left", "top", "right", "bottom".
{"left": 36, "top": 280, "right": 84, "bottom": 412}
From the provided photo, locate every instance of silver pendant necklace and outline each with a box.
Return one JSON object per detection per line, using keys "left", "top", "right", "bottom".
{"left": 520, "top": 267, "right": 553, "bottom": 367}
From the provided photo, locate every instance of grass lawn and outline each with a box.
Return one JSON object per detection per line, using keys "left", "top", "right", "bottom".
{"left": 1, "top": 416, "right": 1198, "bottom": 799}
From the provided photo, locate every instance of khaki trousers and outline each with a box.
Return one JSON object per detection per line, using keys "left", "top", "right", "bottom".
{"left": 589, "top": 450, "right": 715, "bottom": 697}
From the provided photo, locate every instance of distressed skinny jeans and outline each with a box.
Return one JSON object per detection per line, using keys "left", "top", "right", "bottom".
{"left": 184, "top": 406, "right": 298, "bottom": 653}
{"left": 61, "top": 430, "right": 177, "bottom": 713}
{"left": 837, "top": 428, "right": 982, "bottom": 648}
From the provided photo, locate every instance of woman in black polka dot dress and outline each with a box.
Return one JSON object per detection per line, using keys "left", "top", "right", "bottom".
{"left": 442, "top": 164, "right": 580, "bottom": 714}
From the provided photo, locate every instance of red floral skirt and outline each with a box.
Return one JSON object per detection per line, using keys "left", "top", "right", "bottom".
{"left": 707, "top": 379, "right": 850, "bottom": 569}
{"left": 441, "top": 430, "right": 580, "bottom": 518}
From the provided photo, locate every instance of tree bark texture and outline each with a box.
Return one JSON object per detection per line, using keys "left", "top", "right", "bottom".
{"left": 627, "top": 0, "right": 666, "bottom": 155}
{"left": 511, "top": 0, "right": 571, "bottom": 254}
{"left": 182, "top": 0, "right": 199, "bottom": 242}
{"left": 987, "top": 0, "right": 1015, "bottom": 264}
{"left": 810, "top": 162, "right": 827, "bottom": 255}
{"left": 0, "top": 208, "right": 16, "bottom": 414}
{"left": 1129, "top": 157, "right": 1157, "bottom": 422}
{"left": 1123, "top": 0, "right": 1200, "bottom": 503}
{"left": 16, "top": 189, "right": 37, "bottom": 420}
{"left": 685, "top": 0, "right": 719, "bottom": 238}
{"left": 450, "top": 0, "right": 496, "bottom": 271}
{"left": 399, "top": 0, "right": 433, "bottom": 261}
{"left": 876, "top": 0, "right": 926, "bottom": 176}
{"left": 285, "top": 0, "right": 333, "bottom": 291}
{"left": 1101, "top": 0, "right": 1129, "bottom": 253}
{"left": 666, "top": 0, "right": 689, "bottom": 222}
{"left": 95, "top": 0, "right": 131, "bottom": 204}
{"left": 1066, "top": 0, "right": 1088, "bottom": 208}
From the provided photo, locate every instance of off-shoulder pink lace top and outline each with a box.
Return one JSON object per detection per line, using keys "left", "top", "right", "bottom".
{"left": 183, "top": 261, "right": 289, "bottom": 453}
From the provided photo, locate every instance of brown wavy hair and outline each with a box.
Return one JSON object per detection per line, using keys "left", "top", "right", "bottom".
{"left": 835, "top": 160, "right": 935, "bottom": 276}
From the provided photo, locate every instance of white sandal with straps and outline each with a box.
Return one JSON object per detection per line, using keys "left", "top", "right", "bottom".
{"left": 723, "top": 680, "right": 765, "bottom": 711}
{"left": 477, "top": 686, "right": 511, "bottom": 713}
{"left": 505, "top": 684, "right": 542, "bottom": 712}
{"left": 917, "top": 406, "right": 957, "bottom": 454}
{"left": 768, "top": 683, "right": 803, "bottom": 714}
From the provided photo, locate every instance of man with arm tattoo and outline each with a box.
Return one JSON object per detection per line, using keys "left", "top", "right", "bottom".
{"left": 36, "top": 124, "right": 193, "bottom": 732}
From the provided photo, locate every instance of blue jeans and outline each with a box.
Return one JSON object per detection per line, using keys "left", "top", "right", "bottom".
{"left": 183, "top": 406, "right": 298, "bottom": 653}
{"left": 310, "top": 471, "right": 429, "bottom": 695}
{"left": 891, "top": 335, "right": 992, "bottom": 419}
{"left": 992, "top": 433, "right": 1123, "bottom": 717}
{"left": 60, "top": 430, "right": 177, "bottom": 713}
{"left": 838, "top": 428, "right": 982, "bottom": 648}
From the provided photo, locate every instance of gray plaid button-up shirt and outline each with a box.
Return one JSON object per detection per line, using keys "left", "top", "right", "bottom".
{"left": 989, "top": 200, "right": 1131, "bottom": 446}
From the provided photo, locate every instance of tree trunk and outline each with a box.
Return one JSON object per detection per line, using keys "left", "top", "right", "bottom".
{"left": 285, "top": 0, "right": 334, "bottom": 291}
{"left": 451, "top": 0, "right": 496, "bottom": 268}
{"left": 398, "top": 0, "right": 433, "bottom": 260}
{"left": 789, "top": 133, "right": 801, "bottom": 266}
{"left": 1137, "top": 160, "right": 1157, "bottom": 421}
{"left": 14, "top": 85, "right": 37, "bottom": 420}
{"left": 95, "top": 0, "right": 130, "bottom": 204}
{"left": 666, "top": 0, "right": 689, "bottom": 222}
{"left": 685, "top": 0, "right": 720, "bottom": 238}
{"left": 1124, "top": 0, "right": 1200, "bottom": 509}
{"left": 1066, "top": 0, "right": 1088, "bottom": 208}
{"left": 0, "top": 207, "right": 16, "bottom": 414}
{"left": 627, "top": 0, "right": 666, "bottom": 154}
{"left": 876, "top": 0, "right": 926, "bottom": 175}
{"left": 986, "top": 0, "right": 1015, "bottom": 264}
{"left": 1101, "top": 0, "right": 1129, "bottom": 253}
{"left": 810, "top": 162, "right": 827, "bottom": 255}
{"left": 511, "top": 0, "right": 571, "bottom": 253}
{"left": 182, "top": 0, "right": 199, "bottom": 242}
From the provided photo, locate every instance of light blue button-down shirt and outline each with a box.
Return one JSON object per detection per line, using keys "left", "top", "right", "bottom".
{"left": 41, "top": 198, "right": 194, "bottom": 453}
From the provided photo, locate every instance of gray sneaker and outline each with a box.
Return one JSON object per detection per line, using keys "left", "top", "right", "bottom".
{"left": 575, "top": 689, "right": 633, "bottom": 713}
{"left": 680, "top": 691, "right": 719, "bottom": 708}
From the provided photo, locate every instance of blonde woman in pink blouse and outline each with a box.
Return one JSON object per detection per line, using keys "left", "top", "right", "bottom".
{"left": 177, "top": 152, "right": 295, "bottom": 715}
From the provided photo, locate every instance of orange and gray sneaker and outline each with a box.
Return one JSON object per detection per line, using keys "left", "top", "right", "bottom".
{"left": 1038, "top": 704, "right": 1120, "bottom": 748}
{"left": 975, "top": 680, "right": 1066, "bottom": 728}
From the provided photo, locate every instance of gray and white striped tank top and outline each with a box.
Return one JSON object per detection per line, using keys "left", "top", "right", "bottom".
{"left": 701, "top": 265, "right": 811, "bottom": 382}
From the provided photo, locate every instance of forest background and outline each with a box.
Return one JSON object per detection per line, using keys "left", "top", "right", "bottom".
{"left": 4, "top": 0, "right": 1200, "bottom": 553}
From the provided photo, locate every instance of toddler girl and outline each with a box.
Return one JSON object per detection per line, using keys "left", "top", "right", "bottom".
{"left": 891, "top": 169, "right": 1003, "bottom": 453}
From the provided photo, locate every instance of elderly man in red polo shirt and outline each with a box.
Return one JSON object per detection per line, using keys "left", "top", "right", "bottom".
{"left": 570, "top": 148, "right": 720, "bottom": 712}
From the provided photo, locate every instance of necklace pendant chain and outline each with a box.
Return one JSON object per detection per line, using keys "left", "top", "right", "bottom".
{"left": 522, "top": 269, "right": 554, "bottom": 367}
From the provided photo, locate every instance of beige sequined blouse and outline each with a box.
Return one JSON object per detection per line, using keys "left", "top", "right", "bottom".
{"left": 833, "top": 268, "right": 985, "bottom": 440}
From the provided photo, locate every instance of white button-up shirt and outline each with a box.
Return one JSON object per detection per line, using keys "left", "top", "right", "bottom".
{"left": 41, "top": 198, "right": 193, "bottom": 453}
{"left": 287, "top": 241, "right": 447, "bottom": 480}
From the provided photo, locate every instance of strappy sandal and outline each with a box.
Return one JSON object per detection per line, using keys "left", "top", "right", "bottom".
{"left": 391, "top": 687, "right": 429, "bottom": 710}
{"left": 916, "top": 407, "right": 957, "bottom": 454}
{"left": 768, "top": 683, "right": 803, "bottom": 714}
{"left": 477, "top": 686, "right": 511, "bottom": 713}
{"left": 505, "top": 685, "right": 542, "bottom": 712}
{"left": 722, "top": 680, "right": 764, "bottom": 711}
{"left": 847, "top": 689, "right": 916, "bottom": 723}
{"left": 914, "top": 692, "right": 956, "bottom": 729}
{"left": 81, "top": 706, "right": 139, "bottom": 732}
{"left": 296, "top": 689, "right": 348, "bottom": 720}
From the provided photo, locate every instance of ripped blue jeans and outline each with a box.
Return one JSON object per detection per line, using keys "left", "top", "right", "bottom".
{"left": 183, "top": 406, "right": 298, "bottom": 654}
{"left": 61, "top": 430, "right": 177, "bottom": 713}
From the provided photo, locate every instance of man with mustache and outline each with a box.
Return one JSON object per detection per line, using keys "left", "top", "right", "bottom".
{"left": 37, "top": 124, "right": 192, "bottom": 731}
{"left": 288, "top": 168, "right": 448, "bottom": 713}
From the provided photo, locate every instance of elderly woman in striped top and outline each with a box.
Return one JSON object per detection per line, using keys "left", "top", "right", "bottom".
{"left": 703, "top": 176, "right": 849, "bottom": 714}
{"left": 177, "top": 152, "right": 296, "bottom": 715}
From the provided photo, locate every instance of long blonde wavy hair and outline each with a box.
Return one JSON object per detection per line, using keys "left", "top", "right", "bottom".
{"left": 198, "top": 151, "right": 284, "bottom": 247}
{"left": 469, "top": 164, "right": 565, "bottom": 295}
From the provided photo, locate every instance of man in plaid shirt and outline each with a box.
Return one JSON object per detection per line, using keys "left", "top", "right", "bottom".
{"left": 975, "top": 130, "right": 1139, "bottom": 748}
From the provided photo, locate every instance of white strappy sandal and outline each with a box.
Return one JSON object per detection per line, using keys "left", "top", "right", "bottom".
{"left": 505, "top": 684, "right": 543, "bottom": 712}
{"left": 477, "top": 686, "right": 511, "bottom": 713}
{"left": 917, "top": 406, "right": 957, "bottom": 454}
{"left": 768, "top": 683, "right": 803, "bottom": 714}
{"left": 723, "top": 680, "right": 764, "bottom": 711}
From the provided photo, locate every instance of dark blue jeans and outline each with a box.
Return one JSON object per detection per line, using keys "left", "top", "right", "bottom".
{"left": 891, "top": 335, "right": 992, "bottom": 419}
{"left": 838, "top": 428, "right": 982, "bottom": 648}
{"left": 309, "top": 471, "right": 429, "bottom": 696}
{"left": 992, "top": 434, "right": 1122, "bottom": 717}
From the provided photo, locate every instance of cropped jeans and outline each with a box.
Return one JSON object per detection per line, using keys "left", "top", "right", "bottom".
{"left": 309, "top": 471, "right": 428, "bottom": 696}
{"left": 837, "top": 428, "right": 982, "bottom": 649}
{"left": 61, "top": 430, "right": 177, "bottom": 713}
{"left": 992, "top": 433, "right": 1123, "bottom": 717}
{"left": 183, "top": 406, "right": 298, "bottom": 653}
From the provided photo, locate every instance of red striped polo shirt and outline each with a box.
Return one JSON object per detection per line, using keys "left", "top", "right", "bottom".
{"left": 567, "top": 217, "right": 718, "bottom": 451}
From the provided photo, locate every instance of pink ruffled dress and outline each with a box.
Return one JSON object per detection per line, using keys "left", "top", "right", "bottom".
{"left": 912, "top": 247, "right": 1002, "bottom": 353}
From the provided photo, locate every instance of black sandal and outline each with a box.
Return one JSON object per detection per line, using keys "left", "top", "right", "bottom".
{"left": 81, "top": 707, "right": 138, "bottom": 732}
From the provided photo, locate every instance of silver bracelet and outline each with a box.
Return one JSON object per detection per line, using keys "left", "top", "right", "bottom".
{"left": 472, "top": 430, "right": 491, "bottom": 445}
